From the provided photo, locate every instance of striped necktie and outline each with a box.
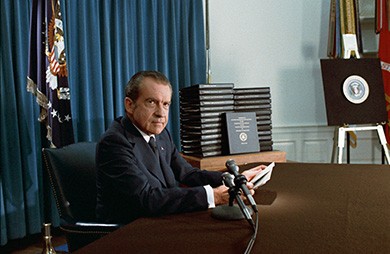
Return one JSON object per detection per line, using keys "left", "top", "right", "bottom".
{"left": 149, "top": 136, "right": 158, "bottom": 157}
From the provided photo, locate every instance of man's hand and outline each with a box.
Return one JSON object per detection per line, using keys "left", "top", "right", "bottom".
{"left": 242, "top": 164, "right": 267, "bottom": 193}
{"left": 213, "top": 185, "right": 229, "bottom": 206}
{"left": 214, "top": 164, "right": 266, "bottom": 206}
{"left": 241, "top": 164, "right": 267, "bottom": 183}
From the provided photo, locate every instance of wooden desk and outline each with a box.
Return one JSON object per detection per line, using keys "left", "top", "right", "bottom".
{"left": 181, "top": 150, "right": 286, "bottom": 171}
{"left": 76, "top": 163, "right": 390, "bottom": 254}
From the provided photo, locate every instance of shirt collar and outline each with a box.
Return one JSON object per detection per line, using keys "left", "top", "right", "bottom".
{"left": 133, "top": 124, "right": 155, "bottom": 143}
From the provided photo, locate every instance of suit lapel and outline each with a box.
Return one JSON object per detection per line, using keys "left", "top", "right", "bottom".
{"left": 141, "top": 141, "right": 167, "bottom": 187}
{"left": 121, "top": 116, "right": 168, "bottom": 187}
{"left": 155, "top": 136, "right": 176, "bottom": 187}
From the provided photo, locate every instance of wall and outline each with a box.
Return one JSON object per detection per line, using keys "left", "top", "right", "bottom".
{"left": 207, "top": 0, "right": 384, "bottom": 163}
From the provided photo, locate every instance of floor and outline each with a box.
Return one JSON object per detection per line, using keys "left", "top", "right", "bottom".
{"left": 0, "top": 230, "right": 68, "bottom": 254}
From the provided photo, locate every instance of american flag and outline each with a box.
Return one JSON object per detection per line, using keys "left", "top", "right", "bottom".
{"left": 27, "top": 0, "right": 74, "bottom": 148}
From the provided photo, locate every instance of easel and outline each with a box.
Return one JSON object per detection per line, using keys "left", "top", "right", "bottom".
{"left": 336, "top": 124, "right": 390, "bottom": 164}
{"left": 321, "top": 58, "right": 389, "bottom": 165}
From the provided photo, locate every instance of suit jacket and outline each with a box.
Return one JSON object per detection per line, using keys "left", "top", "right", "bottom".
{"left": 96, "top": 116, "right": 223, "bottom": 224}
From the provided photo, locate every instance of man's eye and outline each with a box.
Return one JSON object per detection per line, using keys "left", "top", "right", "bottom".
{"left": 147, "top": 99, "right": 156, "bottom": 105}
{"left": 163, "top": 102, "right": 171, "bottom": 108}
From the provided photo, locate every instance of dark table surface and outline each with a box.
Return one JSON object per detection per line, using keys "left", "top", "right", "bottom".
{"left": 75, "top": 162, "right": 390, "bottom": 254}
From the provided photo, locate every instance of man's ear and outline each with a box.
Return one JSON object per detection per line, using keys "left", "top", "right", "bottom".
{"left": 124, "top": 97, "right": 134, "bottom": 114}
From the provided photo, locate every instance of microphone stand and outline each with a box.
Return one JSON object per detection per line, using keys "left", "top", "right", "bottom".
{"left": 211, "top": 171, "right": 259, "bottom": 254}
{"left": 211, "top": 183, "right": 255, "bottom": 231}
{"left": 230, "top": 185, "right": 255, "bottom": 230}
{"left": 227, "top": 184, "right": 236, "bottom": 206}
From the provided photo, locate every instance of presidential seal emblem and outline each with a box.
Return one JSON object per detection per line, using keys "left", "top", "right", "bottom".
{"left": 239, "top": 132, "right": 248, "bottom": 142}
{"left": 342, "top": 75, "right": 369, "bottom": 104}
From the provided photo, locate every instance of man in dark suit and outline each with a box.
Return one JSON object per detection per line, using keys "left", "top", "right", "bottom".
{"left": 96, "top": 71, "right": 265, "bottom": 224}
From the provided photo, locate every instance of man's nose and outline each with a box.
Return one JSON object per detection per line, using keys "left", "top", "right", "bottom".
{"left": 154, "top": 103, "right": 167, "bottom": 116}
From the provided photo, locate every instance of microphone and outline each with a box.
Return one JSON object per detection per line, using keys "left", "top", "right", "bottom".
{"left": 222, "top": 172, "right": 255, "bottom": 229}
{"left": 225, "top": 159, "right": 258, "bottom": 213}
{"left": 221, "top": 172, "right": 235, "bottom": 188}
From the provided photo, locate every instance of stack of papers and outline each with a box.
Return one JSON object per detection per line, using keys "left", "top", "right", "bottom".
{"left": 250, "top": 162, "right": 275, "bottom": 189}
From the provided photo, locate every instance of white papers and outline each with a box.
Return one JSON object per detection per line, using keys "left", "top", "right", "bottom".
{"left": 250, "top": 162, "right": 275, "bottom": 189}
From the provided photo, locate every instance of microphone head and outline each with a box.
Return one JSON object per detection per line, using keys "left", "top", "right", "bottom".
{"left": 225, "top": 159, "right": 236, "bottom": 168}
{"left": 221, "top": 172, "right": 235, "bottom": 188}
{"left": 225, "top": 159, "right": 239, "bottom": 175}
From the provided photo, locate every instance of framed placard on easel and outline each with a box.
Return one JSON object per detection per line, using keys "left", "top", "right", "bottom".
{"left": 320, "top": 58, "right": 387, "bottom": 125}
{"left": 320, "top": 58, "right": 390, "bottom": 164}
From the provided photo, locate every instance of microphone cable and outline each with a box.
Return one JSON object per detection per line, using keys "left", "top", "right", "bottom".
{"left": 244, "top": 210, "right": 259, "bottom": 254}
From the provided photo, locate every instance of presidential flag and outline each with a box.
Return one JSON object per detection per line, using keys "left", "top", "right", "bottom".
{"left": 27, "top": 0, "right": 74, "bottom": 148}
{"left": 377, "top": 0, "right": 390, "bottom": 143}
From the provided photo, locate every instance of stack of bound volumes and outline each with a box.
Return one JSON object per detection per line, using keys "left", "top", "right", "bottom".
{"left": 180, "top": 84, "right": 273, "bottom": 157}
{"left": 233, "top": 88, "right": 273, "bottom": 152}
{"left": 179, "top": 83, "right": 234, "bottom": 157}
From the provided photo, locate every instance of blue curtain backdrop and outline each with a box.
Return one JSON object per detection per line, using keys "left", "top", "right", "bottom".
{"left": 0, "top": 0, "right": 205, "bottom": 246}
{"left": 0, "top": 0, "right": 45, "bottom": 245}
{"left": 62, "top": 0, "right": 206, "bottom": 146}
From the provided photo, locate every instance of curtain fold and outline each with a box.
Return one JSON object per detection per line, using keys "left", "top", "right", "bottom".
{"left": 0, "top": 0, "right": 45, "bottom": 245}
{"left": 1, "top": 0, "right": 205, "bottom": 245}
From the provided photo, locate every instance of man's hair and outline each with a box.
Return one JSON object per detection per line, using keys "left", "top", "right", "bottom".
{"left": 125, "top": 71, "right": 172, "bottom": 101}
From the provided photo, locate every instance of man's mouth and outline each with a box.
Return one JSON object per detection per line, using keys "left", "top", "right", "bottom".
{"left": 152, "top": 121, "right": 164, "bottom": 125}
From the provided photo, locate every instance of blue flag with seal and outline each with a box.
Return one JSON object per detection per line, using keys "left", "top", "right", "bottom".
{"left": 27, "top": 0, "right": 74, "bottom": 148}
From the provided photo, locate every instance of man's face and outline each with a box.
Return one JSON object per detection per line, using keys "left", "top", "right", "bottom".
{"left": 125, "top": 77, "right": 172, "bottom": 135}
